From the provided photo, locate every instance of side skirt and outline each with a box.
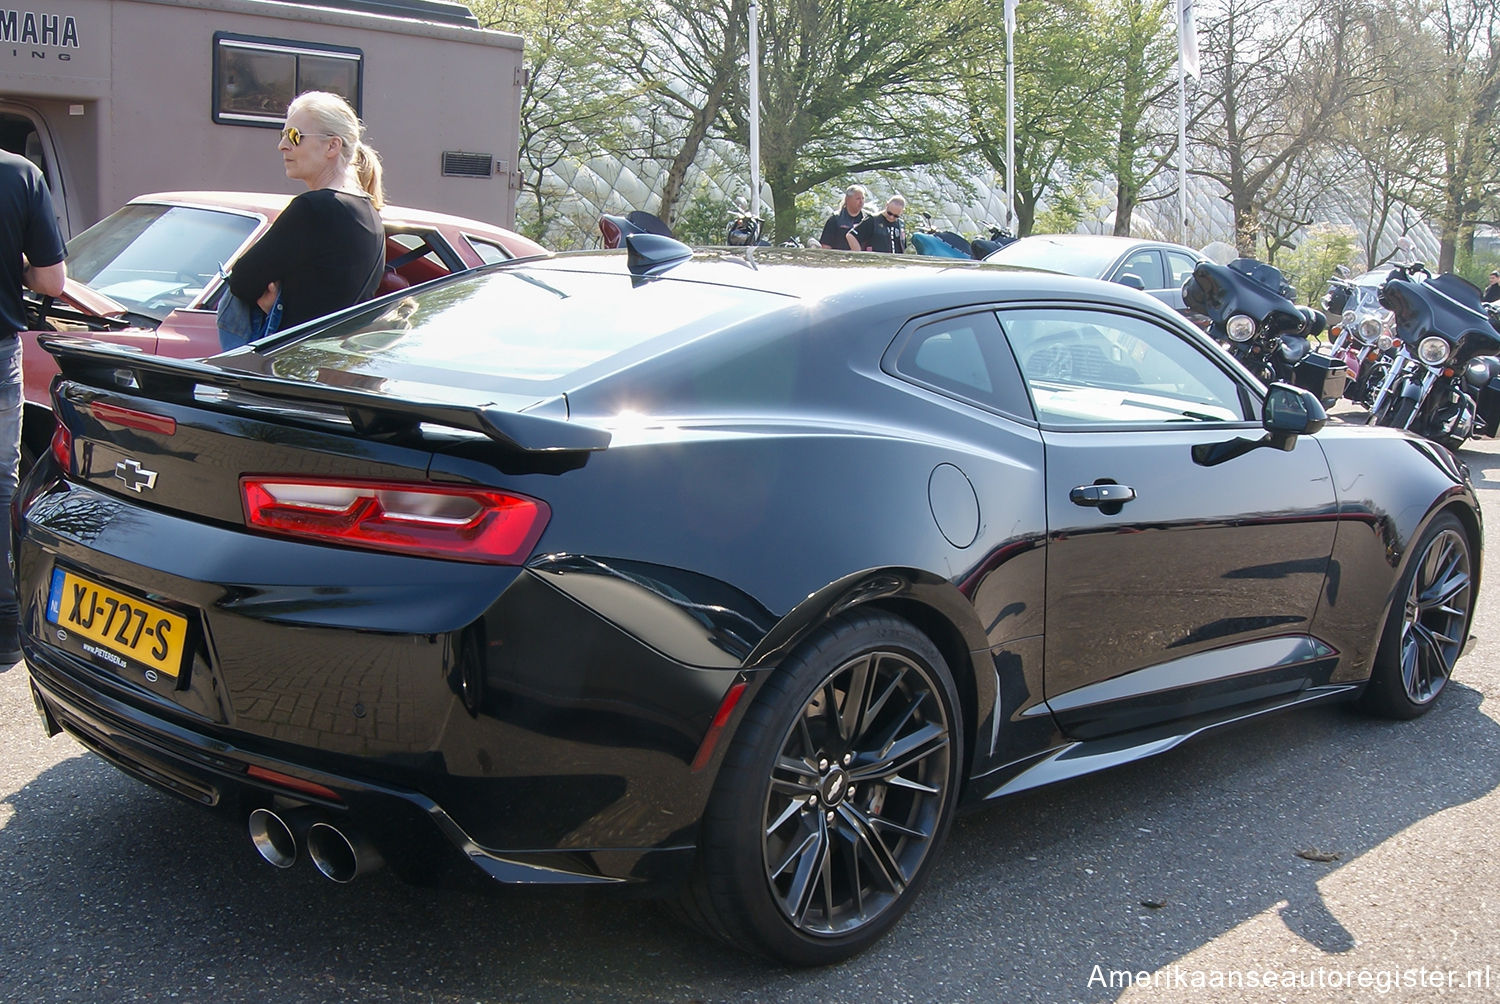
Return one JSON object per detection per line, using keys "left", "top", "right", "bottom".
{"left": 965, "top": 683, "right": 1361, "bottom": 803}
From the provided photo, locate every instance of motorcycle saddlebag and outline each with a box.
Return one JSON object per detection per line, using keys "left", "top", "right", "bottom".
{"left": 1478, "top": 378, "right": 1500, "bottom": 439}
{"left": 1293, "top": 352, "right": 1348, "bottom": 407}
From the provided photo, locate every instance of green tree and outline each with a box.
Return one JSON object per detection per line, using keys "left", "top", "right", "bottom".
{"left": 472, "top": 0, "right": 636, "bottom": 242}
{"left": 1407, "top": 0, "right": 1500, "bottom": 272}
{"left": 963, "top": 0, "right": 1116, "bottom": 237}
{"left": 1099, "top": 0, "right": 1180, "bottom": 236}
{"left": 1277, "top": 223, "right": 1362, "bottom": 306}
{"left": 1191, "top": 0, "right": 1376, "bottom": 256}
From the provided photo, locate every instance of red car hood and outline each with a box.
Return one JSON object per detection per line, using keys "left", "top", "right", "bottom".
{"left": 57, "top": 276, "right": 131, "bottom": 320}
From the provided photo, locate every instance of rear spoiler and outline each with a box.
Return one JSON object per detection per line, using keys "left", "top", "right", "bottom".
{"left": 42, "top": 336, "right": 612, "bottom": 454}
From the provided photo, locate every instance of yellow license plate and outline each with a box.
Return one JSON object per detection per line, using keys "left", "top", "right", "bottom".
{"left": 45, "top": 568, "right": 188, "bottom": 677}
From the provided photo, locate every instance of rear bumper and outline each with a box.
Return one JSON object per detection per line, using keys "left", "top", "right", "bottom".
{"left": 25, "top": 645, "right": 696, "bottom": 889}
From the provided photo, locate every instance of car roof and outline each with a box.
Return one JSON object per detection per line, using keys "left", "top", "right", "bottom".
{"left": 128, "top": 191, "right": 536, "bottom": 246}
{"left": 509, "top": 247, "right": 1185, "bottom": 313}
{"left": 1000, "top": 233, "right": 1201, "bottom": 254}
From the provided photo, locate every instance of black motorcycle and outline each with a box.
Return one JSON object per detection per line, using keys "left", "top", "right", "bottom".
{"left": 1181, "top": 258, "right": 1342, "bottom": 403}
{"left": 1365, "top": 270, "right": 1500, "bottom": 450}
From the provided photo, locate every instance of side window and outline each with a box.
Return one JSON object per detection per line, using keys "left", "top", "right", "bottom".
{"left": 214, "top": 33, "right": 363, "bottom": 126}
{"left": 1000, "top": 307, "right": 1246, "bottom": 425}
{"left": 386, "top": 232, "right": 456, "bottom": 285}
{"left": 886, "top": 312, "right": 1032, "bottom": 419}
{"left": 1117, "top": 250, "right": 1166, "bottom": 289}
{"left": 1166, "top": 251, "right": 1200, "bottom": 288}
{"left": 466, "top": 237, "right": 513, "bottom": 266}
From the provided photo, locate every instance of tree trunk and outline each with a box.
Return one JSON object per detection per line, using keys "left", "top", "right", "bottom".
{"left": 766, "top": 163, "right": 800, "bottom": 245}
{"left": 1113, "top": 176, "right": 1136, "bottom": 237}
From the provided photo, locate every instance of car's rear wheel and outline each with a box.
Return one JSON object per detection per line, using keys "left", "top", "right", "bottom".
{"left": 684, "top": 611, "right": 962, "bottom": 966}
{"left": 1358, "top": 512, "right": 1473, "bottom": 719}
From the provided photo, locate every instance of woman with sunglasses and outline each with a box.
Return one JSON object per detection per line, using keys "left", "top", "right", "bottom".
{"left": 227, "top": 91, "right": 386, "bottom": 335}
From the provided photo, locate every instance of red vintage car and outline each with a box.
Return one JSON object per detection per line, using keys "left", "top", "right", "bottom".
{"left": 21, "top": 191, "right": 548, "bottom": 463}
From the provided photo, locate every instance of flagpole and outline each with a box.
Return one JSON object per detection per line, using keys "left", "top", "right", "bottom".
{"left": 1005, "top": 1, "right": 1015, "bottom": 229}
{"left": 1177, "top": 62, "right": 1187, "bottom": 244}
{"left": 748, "top": 0, "right": 761, "bottom": 236}
{"left": 1176, "top": 0, "right": 1197, "bottom": 245}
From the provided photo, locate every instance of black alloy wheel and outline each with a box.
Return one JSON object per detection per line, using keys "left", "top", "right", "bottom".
{"left": 683, "top": 611, "right": 962, "bottom": 966}
{"left": 1359, "top": 512, "right": 1473, "bottom": 718}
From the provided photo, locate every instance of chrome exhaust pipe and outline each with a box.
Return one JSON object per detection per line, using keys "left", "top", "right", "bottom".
{"left": 307, "top": 821, "right": 384, "bottom": 883}
{"left": 248, "top": 807, "right": 307, "bottom": 869}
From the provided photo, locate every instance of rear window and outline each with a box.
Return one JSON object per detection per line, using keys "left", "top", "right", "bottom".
{"left": 264, "top": 267, "right": 788, "bottom": 389}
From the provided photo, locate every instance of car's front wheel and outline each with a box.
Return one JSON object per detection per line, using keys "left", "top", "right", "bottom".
{"left": 684, "top": 611, "right": 962, "bottom": 966}
{"left": 1358, "top": 512, "right": 1474, "bottom": 719}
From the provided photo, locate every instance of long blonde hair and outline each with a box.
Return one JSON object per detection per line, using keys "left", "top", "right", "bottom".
{"left": 286, "top": 91, "right": 386, "bottom": 208}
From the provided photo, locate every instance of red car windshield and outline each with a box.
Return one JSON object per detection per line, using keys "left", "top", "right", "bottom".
{"left": 66, "top": 203, "right": 261, "bottom": 320}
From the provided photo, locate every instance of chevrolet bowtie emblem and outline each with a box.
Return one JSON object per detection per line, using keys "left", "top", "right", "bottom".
{"left": 114, "top": 459, "right": 158, "bottom": 493}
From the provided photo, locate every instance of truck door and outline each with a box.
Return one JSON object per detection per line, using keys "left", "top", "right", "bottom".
{"left": 0, "top": 107, "right": 70, "bottom": 237}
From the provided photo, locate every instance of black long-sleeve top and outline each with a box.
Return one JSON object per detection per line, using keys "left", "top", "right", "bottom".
{"left": 229, "top": 188, "right": 385, "bottom": 331}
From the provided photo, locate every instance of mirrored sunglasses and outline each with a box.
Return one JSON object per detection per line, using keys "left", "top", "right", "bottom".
{"left": 280, "top": 126, "right": 335, "bottom": 147}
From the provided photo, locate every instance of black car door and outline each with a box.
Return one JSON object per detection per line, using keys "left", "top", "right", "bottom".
{"left": 998, "top": 304, "right": 1338, "bottom": 740}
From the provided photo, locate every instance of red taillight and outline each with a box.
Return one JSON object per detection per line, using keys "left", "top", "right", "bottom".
{"left": 49, "top": 423, "right": 71, "bottom": 471}
{"left": 245, "top": 764, "right": 342, "bottom": 801}
{"left": 86, "top": 401, "right": 177, "bottom": 436}
{"left": 240, "top": 476, "right": 550, "bottom": 564}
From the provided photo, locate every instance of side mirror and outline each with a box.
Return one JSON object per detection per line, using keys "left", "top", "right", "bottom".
{"left": 1116, "top": 272, "right": 1147, "bottom": 291}
{"left": 1191, "top": 383, "right": 1326, "bottom": 467}
{"left": 1263, "top": 382, "right": 1326, "bottom": 449}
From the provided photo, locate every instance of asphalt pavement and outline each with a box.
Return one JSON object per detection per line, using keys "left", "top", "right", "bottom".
{"left": 3, "top": 409, "right": 1499, "bottom": 1002}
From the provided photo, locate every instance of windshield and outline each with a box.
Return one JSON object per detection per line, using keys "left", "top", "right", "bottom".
{"left": 263, "top": 266, "right": 790, "bottom": 399}
{"left": 66, "top": 203, "right": 262, "bottom": 320}
{"left": 985, "top": 238, "right": 1121, "bottom": 279}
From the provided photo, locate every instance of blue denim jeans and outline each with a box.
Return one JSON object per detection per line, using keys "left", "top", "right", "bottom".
{"left": 0, "top": 336, "right": 23, "bottom": 627}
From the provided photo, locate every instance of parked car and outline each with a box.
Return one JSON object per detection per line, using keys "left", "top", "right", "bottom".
{"left": 984, "top": 233, "right": 1206, "bottom": 316}
{"left": 18, "top": 238, "right": 1480, "bottom": 966}
{"left": 19, "top": 191, "right": 548, "bottom": 464}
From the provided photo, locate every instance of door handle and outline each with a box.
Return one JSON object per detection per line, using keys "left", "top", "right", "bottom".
{"left": 1069, "top": 483, "right": 1136, "bottom": 507}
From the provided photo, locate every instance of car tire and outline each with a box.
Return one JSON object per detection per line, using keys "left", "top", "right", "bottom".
{"left": 682, "top": 611, "right": 962, "bottom": 966}
{"left": 1357, "top": 512, "right": 1474, "bottom": 719}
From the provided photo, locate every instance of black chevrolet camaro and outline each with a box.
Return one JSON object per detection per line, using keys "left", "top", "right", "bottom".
{"left": 16, "top": 237, "right": 1481, "bottom": 965}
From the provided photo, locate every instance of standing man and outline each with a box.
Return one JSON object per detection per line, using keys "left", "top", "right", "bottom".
{"left": 1484, "top": 270, "right": 1499, "bottom": 304}
{"left": 819, "top": 185, "right": 868, "bottom": 249}
{"left": 0, "top": 149, "right": 66, "bottom": 663}
{"left": 848, "top": 195, "right": 907, "bottom": 254}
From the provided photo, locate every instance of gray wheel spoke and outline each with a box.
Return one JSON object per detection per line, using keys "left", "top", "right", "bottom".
{"left": 851, "top": 722, "right": 949, "bottom": 784}
{"left": 850, "top": 660, "right": 907, "bottom": 744}
{"left": 836, "top": 802, "right": 907, "bottom": 894}
{"left": 862, "top": 686, "right": 930, "bottom": 760}
{"left": 785, "top": 820, "right": 832, "bottom": 926}
{"left": 765, "top": 797, "right": 805, "bottom": 835}
{"left": 837, "top": 655, "right": 876, "bottom": 743}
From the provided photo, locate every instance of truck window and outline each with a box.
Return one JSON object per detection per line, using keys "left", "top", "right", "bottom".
{"left": 214, "top": 34, "right": 363, "bottom": 126}
{"left": 0, "top": 112, "right": 48, "bottom": 186}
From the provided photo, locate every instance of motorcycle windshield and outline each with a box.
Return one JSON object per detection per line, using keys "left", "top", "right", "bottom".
{"left": 1382, "top": 274, "right": 1499, "bottom": 348}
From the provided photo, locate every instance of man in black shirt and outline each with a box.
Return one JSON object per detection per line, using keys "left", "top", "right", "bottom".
{"left": 848, "top": 195, "right": 907, "bottom": 254}
{"left": 0, "top": 149, "right": 66, "bottom": 663}
{"left": 819, "top": 185, "right": 868, "bottom": 249}
{"left": 1484, "top": 270, "right": 1499, "bottom": 304}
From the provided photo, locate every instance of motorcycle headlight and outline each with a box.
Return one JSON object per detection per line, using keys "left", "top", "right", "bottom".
{"left": 1226, "top": 314, "right": 1257, "bottom": 342}
{"left": 1358, "top": 316, "right": 1382, "bottom": 343}
{"left": 1377, "top": 332, "right": 1394, "bottom": 352}
{"left": 1341, "top": 310, "right": 1357, "bottom": 328}
{"left": 1418, "top": 336, "right": 1451, "bottom": 366}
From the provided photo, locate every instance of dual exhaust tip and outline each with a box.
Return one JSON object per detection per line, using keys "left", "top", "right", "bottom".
{"left": 248, "top": 807, "right": 383, "bottom": 883}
